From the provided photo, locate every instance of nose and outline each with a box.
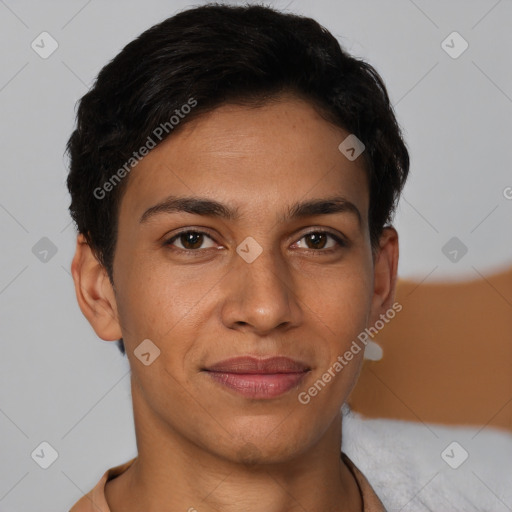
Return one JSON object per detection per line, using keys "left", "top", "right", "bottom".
{"left": 220, "top": 245, "right": 303, "bottom": 336}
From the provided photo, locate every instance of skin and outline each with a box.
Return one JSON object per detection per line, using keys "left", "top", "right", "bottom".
{"left": 71, "top": 94, "right": 398, "bottom": 512}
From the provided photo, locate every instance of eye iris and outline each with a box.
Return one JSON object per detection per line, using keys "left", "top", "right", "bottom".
{"left": 306, "top": 232, "right": 327, "bottom": 249}
{"left": 181, "top": 232, "right": 203, "bottom": 249}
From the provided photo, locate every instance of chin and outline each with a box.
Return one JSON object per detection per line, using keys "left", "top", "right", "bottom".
{"left": 233, "top": 441, "right": 269, "bottom": 466}
{"left": 220, "top": 427, "right": 310, "bottom": 467}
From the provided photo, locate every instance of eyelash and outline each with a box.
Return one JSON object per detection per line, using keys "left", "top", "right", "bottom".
{"left": 163, "top": 229, "right": 347, "bottom": 255}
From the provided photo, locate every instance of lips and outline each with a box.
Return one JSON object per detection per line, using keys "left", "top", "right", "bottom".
{"left": 205, "top": 356, "right": 310, "bottom": 374}
{"left": 204, "top": 356, "right": 310, "bottom": 399}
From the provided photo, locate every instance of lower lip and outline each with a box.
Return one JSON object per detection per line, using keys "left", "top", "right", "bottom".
{"left": 206, "top": 371, "right": 308, "bottom": 399}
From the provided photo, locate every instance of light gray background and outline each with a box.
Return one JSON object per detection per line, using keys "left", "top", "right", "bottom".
{"left": 0, "top": 0, "right": 511, "bottom": 510}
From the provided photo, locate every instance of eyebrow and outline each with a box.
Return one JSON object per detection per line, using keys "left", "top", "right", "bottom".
{"left": 139, "top": 194, "right": 362, "bottom": 227}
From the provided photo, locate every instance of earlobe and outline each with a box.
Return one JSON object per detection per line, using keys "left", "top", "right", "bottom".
{"left": 369, "top": 227, "right": 399, "bottom": 325}
{"left": 70, "top": 234, "right": 123, "bottom": 342}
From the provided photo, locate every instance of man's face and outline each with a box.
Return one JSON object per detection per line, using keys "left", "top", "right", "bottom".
{"left": 108, "top": 96, "right": 381, "bottom": 463}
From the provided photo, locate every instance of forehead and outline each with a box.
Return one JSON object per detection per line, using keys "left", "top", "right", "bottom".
{"left": 118, "top": 96, "right": 369, "bottom": 225}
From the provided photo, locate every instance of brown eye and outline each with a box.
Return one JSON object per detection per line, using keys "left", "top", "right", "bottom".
{"left": 304, "top": 232, "right": 328, "bottom": 249}
{"left": 295, "top": 231, "right": 345, "bottom": 251}
{"left": 165, "top": 231, "right": 216, "bottom": 251}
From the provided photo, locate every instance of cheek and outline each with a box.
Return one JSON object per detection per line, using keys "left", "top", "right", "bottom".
{"left": 114, "top": 253, "right": 224, "bottom": 378}
{"left": 114, "top": 251, "right": 193, "bottom": 335}
{"left": 301, "top": 260, "right": 373, "bottom": 342}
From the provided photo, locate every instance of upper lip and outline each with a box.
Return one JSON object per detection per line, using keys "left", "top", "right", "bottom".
{"left": 204, "top": 356, "right": 310, "bottom": 374}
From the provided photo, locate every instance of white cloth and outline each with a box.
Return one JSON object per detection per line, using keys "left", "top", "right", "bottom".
{"left": 341, "top": 404, "right": 512, "bottom": 511}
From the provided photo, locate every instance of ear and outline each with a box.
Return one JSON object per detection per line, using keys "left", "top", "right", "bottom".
{"left": 70, "top": 233, "right": 123, "bottom": 341}
{"left": 368, "top": 226, "right": 399, "bottom": 326}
